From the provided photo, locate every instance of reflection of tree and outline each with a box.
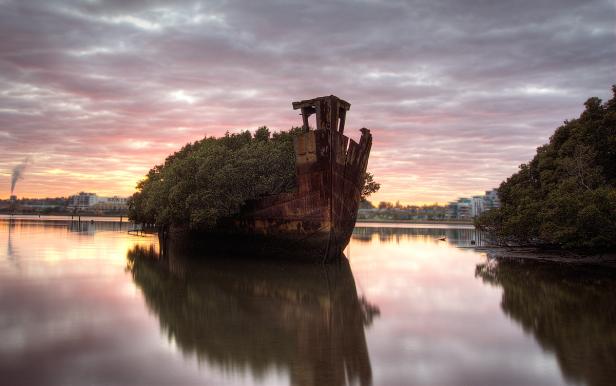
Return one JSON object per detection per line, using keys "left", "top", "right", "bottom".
{"left": 476, "top": 260, "right": 616, "bottom": 386}
{"left": 1, "top": 218, "right": 129, "bottom": 235}
{"left": 127, "top": 244, "right": 379, "bottom": 386}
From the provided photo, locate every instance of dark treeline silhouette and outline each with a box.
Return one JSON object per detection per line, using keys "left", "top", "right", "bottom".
{"left": 476, "top": 260, "right": 616, "bottom": 386}
{"left": 476, "top": 86, "right": 616, "bottom": 251}
{"left": 126, "top": 243, "right": 379, "bottom": 386}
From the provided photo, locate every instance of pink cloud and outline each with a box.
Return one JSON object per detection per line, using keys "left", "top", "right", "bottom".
{"left": 0, "top": 0, "right": 614, "bottom": 203}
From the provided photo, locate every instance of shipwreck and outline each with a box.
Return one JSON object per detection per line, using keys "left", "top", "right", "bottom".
{"left": 167, "top": 95, "right": 372, "bottom": 262}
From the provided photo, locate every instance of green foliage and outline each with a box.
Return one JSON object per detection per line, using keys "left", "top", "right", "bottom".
{"left": 128, "top": 127, "right": 303, "bottom": 230}
{"left": 475, "top": 85, "right": 616, "bottom": 251}
{"left": 361, "top": 172, "right": 380, "bottom": 199}
{"left": 129, "top": 126, "right": 381, "bottom": 231}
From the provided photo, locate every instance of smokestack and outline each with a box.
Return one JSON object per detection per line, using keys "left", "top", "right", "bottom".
{"left": 10, "top": 157, "right": 30, "bottom": 195}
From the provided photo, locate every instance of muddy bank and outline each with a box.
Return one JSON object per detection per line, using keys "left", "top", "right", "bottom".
{"left": 485, "top": 247, "right": 616, "bottom": 268}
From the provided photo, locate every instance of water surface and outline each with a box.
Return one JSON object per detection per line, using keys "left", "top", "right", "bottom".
{"left": 1, "top": 218, "right": 614, "bottom": 386}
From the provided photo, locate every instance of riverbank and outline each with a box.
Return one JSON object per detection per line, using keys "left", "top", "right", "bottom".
{"left": 0, "top": 213, "right": 129, "bottom": 223}
{"left": 2, "top": 215, "right": 475, "bottom": 228}
{"left": 356, "top": 219, "right": 473, "bottom": 225}
{"left": 486, "top": 247, "right": 616, "bottom": 268}
{"left": 0, "top": 210, "right": 127, "bottom": 217}
{"left": 3, "top": 215, "right": 473, "bottom": 226}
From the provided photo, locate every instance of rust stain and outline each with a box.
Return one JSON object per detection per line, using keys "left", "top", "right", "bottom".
{"left": 227, "top": 95, "right": 372, "bottom": 261}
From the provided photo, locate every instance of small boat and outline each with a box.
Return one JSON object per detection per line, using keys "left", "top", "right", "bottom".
{"left": 176, "top": 95, "right": 372, "bottom": 262}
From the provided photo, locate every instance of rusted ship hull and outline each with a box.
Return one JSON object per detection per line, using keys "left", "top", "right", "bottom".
{"left": 222, "top": 127, "right": 371, "bottom": 261}
{"left": 171, "top": 96, "right": 372, "bottom": 262}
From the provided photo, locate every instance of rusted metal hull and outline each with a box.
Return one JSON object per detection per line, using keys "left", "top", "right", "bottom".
{"left": 216, "top": 126, "right": 372, "bottom": 262}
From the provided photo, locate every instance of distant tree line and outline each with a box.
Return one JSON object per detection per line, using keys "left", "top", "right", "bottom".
{"left": 361, "top": 172, "right": 380, "bottom": 200}
{"left": 475, "top": 86, "right": 616, "bottom": 251}
{"left": 0, "top": 197, "right": 69, "bottom": 206}
{"left": 358, "top": 201, "right": 449, "bottom": 221}
{"left": 360, "top": 200, "right": 445, "bottom": 210}
{"left": 128, "top": 127, "right": 379, "bottom": 230}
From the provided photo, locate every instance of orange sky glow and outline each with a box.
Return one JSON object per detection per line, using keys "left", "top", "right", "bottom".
{"left": 1, "top": 1, "right": 614, "bottom": 205}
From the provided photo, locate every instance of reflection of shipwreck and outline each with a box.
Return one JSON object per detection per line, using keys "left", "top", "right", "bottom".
{"left": 127, "top": 244, "right": 378, "bottom": 386}
{"left": 210, "top": 95, "right": 372, "bottom": 262}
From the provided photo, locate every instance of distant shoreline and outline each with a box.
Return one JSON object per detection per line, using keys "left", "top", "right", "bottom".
{"left": 0, "top": 212, "right": 127, "bottom": 218}
{"left": 486, "top": 247, "right": 616, "bottom": 268}
{"left": 1, "top": 214, "right": 475, "bottom": 226}
{"left": 0, "top": 213, "right": 129, "bottom": 222}
{"left": 356, "top": 219, "right": 473, "bottom": 225}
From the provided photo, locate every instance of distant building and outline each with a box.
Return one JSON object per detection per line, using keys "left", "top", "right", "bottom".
{"left": 68, "top": 192, "right": 128, "bottom": 212}
{"left": 447, "top": 201, "right": 458, "bottom": 219}
{"left": 457, "top": 198, "right": 472, "bottom": 219}
{"left": 447, "top": 197, "right": 472, "bottom": 220}
{"left": 7, "top": 195, "right": 18, "bottom": 211}
{"left": 358, "top": 188, "right": 501, "bottom": 222}
{"left": 69, "top": 192, "right": 99, "bottom": 210}
{"left": 483, "top": 188, "right": 501, "bottom": 210}
{"left": 471, "top": 196, "right": 484, "bottom": 217}
{"left": 93, "top": 196, "right": 128, "bottom": 211}
{"left": 447, "top": 188, "right": 500, "bottom": 219}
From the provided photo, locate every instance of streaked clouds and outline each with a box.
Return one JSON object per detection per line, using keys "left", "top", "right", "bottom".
{"left": 0, "top": 0, "right": 614, "bottom": 203}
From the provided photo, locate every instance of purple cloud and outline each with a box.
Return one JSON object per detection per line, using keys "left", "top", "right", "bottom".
{"left": 0, "top": 0, "right": 614, "bottom": 203}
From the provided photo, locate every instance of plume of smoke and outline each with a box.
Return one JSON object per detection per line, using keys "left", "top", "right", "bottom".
{"left": 11, "top": 157, "right": 31, "bottom": 195}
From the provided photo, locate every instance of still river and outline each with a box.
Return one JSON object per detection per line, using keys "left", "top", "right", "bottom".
{"left": 0, "top": 217, "right": 614, "bottom": 386}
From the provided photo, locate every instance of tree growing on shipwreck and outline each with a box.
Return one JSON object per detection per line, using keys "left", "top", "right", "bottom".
{"left": 129, "top": 96, "right": 378, "bottom": 261}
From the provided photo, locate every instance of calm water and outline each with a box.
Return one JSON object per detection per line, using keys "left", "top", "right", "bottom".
{"left": 1, "top": 218, "right": 615, "bottom": 386}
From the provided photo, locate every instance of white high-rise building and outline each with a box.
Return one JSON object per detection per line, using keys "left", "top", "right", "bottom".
{"left": 447, "top": 189, "right": 500, "bottom": 219}
{"left": 471, "top": 196, "right": 484, "bottom": 217}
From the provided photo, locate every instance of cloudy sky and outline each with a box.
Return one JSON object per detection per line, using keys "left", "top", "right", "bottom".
{"left": 1, "top": 0, "right": 614, "bottom": 204}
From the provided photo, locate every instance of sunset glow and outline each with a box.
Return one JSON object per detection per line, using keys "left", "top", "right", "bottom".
{"left": 1, "top": 0, "right": 614, "bottom": 204}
